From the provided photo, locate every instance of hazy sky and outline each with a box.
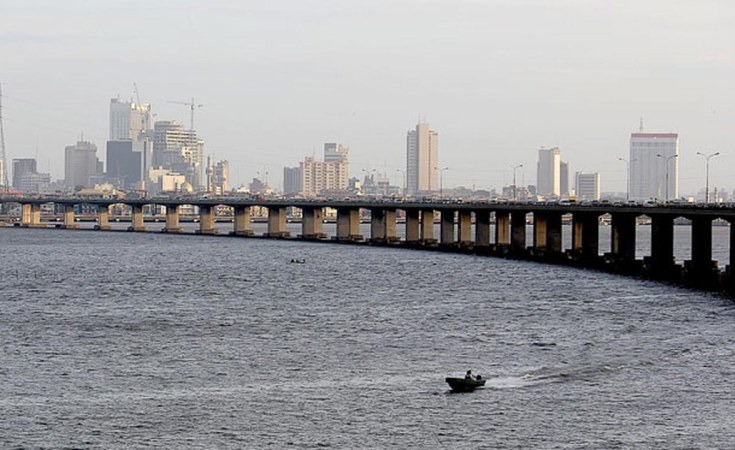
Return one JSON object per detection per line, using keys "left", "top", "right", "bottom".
{"left": 1, "top": 0, "right": 733, "bottom": 195}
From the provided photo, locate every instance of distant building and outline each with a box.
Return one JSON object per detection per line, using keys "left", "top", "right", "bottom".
{"left": 407, "top": 122, "right": 438, "bottom": 196}
{"left": 560, "top": 161, "right": 569, "bottom": 197}
{"left": 106, "top": 140, "right": 153, "bottom": 190}
{"left": 17, "top": 171, "right": 51, "bottom": 194}
{"left": 207, "top": 159, "right": 229, "bottom": 194}
{"left": 537, "top": 147, "right": 561, "bottom": 197}
{"left": 629, "top": 132, "right": 679, "bottom": 200}
{"left": 283, "top": 166, "right": 302, "bottom": 196}
{"left": 153, "top": 121, "right": 205, "bottom": 190}
{"left": 575, "top": 172, "right": 601, "bottom": 200}
{"left": 109, "top": 96, "right": 152, "bottom": 141}
{"left": 12, "top": 158, "right": 37, "bottom": 189}
{"left": 299, "top": 143, "right": 349, "bottom": 196}
{"left": 65, "top": 141, "right": 102, "bottom": 190}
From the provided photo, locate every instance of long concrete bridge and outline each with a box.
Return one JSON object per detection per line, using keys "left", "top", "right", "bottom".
{"left": 2, "top": 195, "right": 734, "bottom": 295}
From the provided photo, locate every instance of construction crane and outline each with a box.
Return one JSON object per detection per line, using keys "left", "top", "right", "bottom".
{"left": 167, "top": 97, "right": 204, "bottom": 131}
{"left": 0, "top": 82, "right": 8, "bottom": 190}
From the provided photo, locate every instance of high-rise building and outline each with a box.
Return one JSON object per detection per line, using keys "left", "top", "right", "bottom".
{"left": 406, "top": 122, "right": 438, "bottom": 196}
{"left": 629, "top": 132, "right": 678, "bottom": 200}
{"left": 12, "top": 158, "right": 37, "bottom": 189}
{"left": 560, "top": 161, "right": 569, "bottom": 197}
{"left": 110, "top": 97, "right": 152, "bottom": 141}
{"left": 64, "top": 141, "right": 102, "bottom": 190}
{"left": 153, "top": 121, "right": 205, "bottom": 189}
{"left": 537, "top": 147, "right": 561, "bottom": 197}
{"left": 207, "top": 159, "right": 229, "bottom": 194}
{"left": 283, "top": 166, "right": 302, "bottom": 196}
{"left": 299, "top": 143, "right": 350, "bottom": 196}
{"left": 575, "top": 172, "right": 601, "bottom": 200}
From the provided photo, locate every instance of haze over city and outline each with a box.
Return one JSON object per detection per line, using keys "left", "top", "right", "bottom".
{"left": 1, "top": 0, "right": 733, "bottom": 194}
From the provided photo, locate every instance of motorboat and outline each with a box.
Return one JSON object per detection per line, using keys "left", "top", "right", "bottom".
{"left": 446, "top": 376, "right": 486, "bottom": 392}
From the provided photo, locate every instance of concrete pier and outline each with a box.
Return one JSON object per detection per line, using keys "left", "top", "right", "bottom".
{"left": 685, "top": 216, "right": 717, "bottom": 285}
{"left": 266, "top": 206, "right": 289, "bottom": 237}
{"left": 420, "top": 210, "right": 435, "bottom": 243}
{"left": 405, "top": 209, "right": 420, "bottom": 243}
{"left": 96, "top": 205, "right": 111, "bottom": 230}
{"left": 572, "top": 213, "right": 599, "bottom": 260}
{"left": 369, "top": 208, "right": 397, "bottom": 243}
{"left": 62, "top": 205, "right": 79, "bottom": 229}
{"left": 301, "top": 207, "right": 326, "bottom": 239}
{"left": 336, "top": 208, "right": 362, "bottom": 241}
{"left": 510, "top": 212, "right": 526, "bottom": 253}
{"left": 162, "top": 205, "right": 182, "bottom": 233}
{"left": 457, "top": 210, "right": 472, "bottom": 246}
{"left": 475, "top": 211, "right": 491, "bottom": 247}
{"left": 20, "top": 203, "right": 42, "bottom": 227}
{"left": 495, "top": 211, "right": 510, "bottom": 246}
{"left": 196, "top": 205, "right": 217, "bottom": 235}
{"left": 440, "top": 210, "right": 454, "bottom": 245}
{"left": 232, "top": 206, "right": 253, "bottom": 236}
{"left": 129, "top": 205, "right": 146, "bottom": 232}
{"left": 648, "top": 214, "right": 675, "bottom": 276}
{"left": 533, "top": 212, "right": 562, "bottom": 254}
{"left": 610, "top": 213, "right": 636, "bottom": 261}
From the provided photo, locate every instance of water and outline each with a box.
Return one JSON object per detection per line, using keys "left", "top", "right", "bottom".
{"left": 1, "top": 228, "right": 734, "bottom": 448}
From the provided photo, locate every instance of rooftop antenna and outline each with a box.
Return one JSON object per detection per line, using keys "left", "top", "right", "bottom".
{"left": 167, "top": 97, "right": 204, "bottom": 131}
{"left": 0, "top": 82, "right": 8, "bottom": 189}
{"left": 639, "top": 117, "right": 644, "bottom": 132}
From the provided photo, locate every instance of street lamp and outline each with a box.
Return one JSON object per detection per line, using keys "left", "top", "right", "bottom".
{"left": 656, "top": 153, "right": 678, "bottom": 200}
{"left": 511, "top": 164, "right": 523, "bottom": 201}
{"left": 434, "top": 166, "right": 449, "bottom": 199}
{"left": 618, "top": 158, "right": 635, "bottom": 201}
{"left": 696, "top": 151, "right": 720, "bottom": 203}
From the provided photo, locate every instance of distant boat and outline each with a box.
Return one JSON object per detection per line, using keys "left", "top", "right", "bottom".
{"left": 446, "top": 376, "right": 486, "bottom": 392}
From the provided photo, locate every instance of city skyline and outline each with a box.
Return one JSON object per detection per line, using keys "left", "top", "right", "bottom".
{"left": 0, "top": 0, "right": 733, "bottom": 195}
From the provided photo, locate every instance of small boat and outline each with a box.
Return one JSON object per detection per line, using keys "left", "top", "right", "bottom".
{"left": 446, "top": 377, "right": 486, "bottom": 392}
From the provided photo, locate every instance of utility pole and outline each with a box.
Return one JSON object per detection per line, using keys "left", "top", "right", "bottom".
{"left": 696, "top": 151, "right": 720, "bottom": 203}
{"left": 511, "top": 164, "right": 523, "bottom": 201}
{"left": 0, "top": 82, "right": 8, "bottom": 190}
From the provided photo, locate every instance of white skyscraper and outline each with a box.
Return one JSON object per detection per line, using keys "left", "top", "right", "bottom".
{"left": 65, "top": 140, "right": 102, "bottom": 189}
{"left": 109, "top": 97, "right": 152, "bottom": 141}
{"left": 537, "top": 147, "right": 561, "bottom": 197}
{"left": 575, "top": 172, "right": 601, "bottom": 200}
{"left": 406, "top": 122, "right": 438, "bottom": 196}
{"left": 629, "top": 132, "right": 679, "bottom": 200}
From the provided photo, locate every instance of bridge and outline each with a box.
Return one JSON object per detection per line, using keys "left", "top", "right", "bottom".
{"left": 2, "top": 195, "right": 734, "bottom": 295}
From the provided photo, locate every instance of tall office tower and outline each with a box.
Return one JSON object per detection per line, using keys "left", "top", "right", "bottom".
{"left": 560, "top": 161, "right": 569, "bottom": 197}
{"left": 210, "top": 159, "right": 229, "bottom": 194}
{"left": 406, "top": 122, "right": 438, "bottom": 196}
{"left": 109, "top": 97, "right": 152, "bottom": 141}
{"left": 283, "top": 166, "right": 302, "bottom": 196}
{"left": 575, "top": 172, "right": 601, "bottom": 200}
{"left": 153, "top": 121, "right": 205, "bottom": 189}
{"left": 65, "top": 140, "right": 102, "bottom": 190}
{"left": 12, "top": 158, "right": 37, "bottom": 189}
{"left": 629, "top": 132, "right": 678, "bottom": 200}
{"left": 537, "top": 147, "right": 561, "bottom": 197}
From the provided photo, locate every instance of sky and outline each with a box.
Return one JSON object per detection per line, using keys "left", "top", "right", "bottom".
{"left": 1, "top": 0, "right": 733, "bottom": 196}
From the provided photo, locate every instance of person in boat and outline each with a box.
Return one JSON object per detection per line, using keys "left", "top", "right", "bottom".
{"left": 465, "top": 370, "right": 474, "bottom": 380}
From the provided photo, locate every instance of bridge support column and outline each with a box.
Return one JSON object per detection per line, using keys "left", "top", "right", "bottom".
{"left": 405, "top": 209, "right": 420, "bottom": 243}
{"left": 685, "top": 216, "right": 718, "bottom": 286}
{"left": 533, "top": 212, "right": 561, "bottom": 255}
{"left": 336, "top": 208, "right": 362, "bottom": 241}
{"left": 95, "top": 205, "right": 111, "bottom": 230}
{"left": 129, "top": 205, "right": 146, "bottom": 232}
{"left": 647, "top": 214, "right": 675, "bottom": 277}
{"left": 162, "top": 205, "right": 181, "bottom": 233}
{"left": 62, "top": 205, "right": 79, "bottom": 229}
{"left": 301, "top": 207, "right": 325, "bottom": 239}
{"left": 420, "top": 209, "right": 435, "bottom": 243}
{"left": 440, "top": 210, "right": 454, "bottom": 245}
{"left": 495, "top": 211, "right": 510, "bottom": 246}
{"left": 266, "top": 207, "right": 289, "bottom": 237}
{"left": 572, "top": 213, "right": 599, "bottom": 261}
{"left": 510, "top": 212, "right": 526, "bottom": 253}
{"left": 232, "top": 206, "right": 253, "bottom": 236}
{"left": 369, "top": 209, "right": 396, "bottom": 243}
{"left": 609, "top": 213, "right": 636, "bottom": 261}
{"left": 475, "top": 211, "right": 491, "bottom": 248}
{"left": 457, "top": 210, "right": 472, "bottom": 246}
{"left": 21, "top": 203, "right": 42, "bottom": 227}
{"left": 196, "top": 205, "right": 217, "bottom": 234}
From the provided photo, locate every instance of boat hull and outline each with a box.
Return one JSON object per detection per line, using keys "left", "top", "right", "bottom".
{"left": 446, "top": 377, "right": 486, "bottom": 392}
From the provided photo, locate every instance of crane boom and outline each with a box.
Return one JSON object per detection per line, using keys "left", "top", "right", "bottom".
{"left": 167, "top": 97, "right": 204, "bottom": 131}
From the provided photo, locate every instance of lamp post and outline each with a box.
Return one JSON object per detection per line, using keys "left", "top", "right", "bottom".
{"left": 434, "top": 166, "right": 448, "bottom": 199}
{"left": 396, "top": 169, "right": 406, "bottom": 199}
{"left": 656, "top": 153, "right": 678, "bottom": 201}
{"left": 511, "top": 164, "right": 523, "bottom": 201}
{"left": 696, "top": 151, "right": 720, "bottom": 203}
{"left": 618, "top": 157, "right": 635, "bottom": 201}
